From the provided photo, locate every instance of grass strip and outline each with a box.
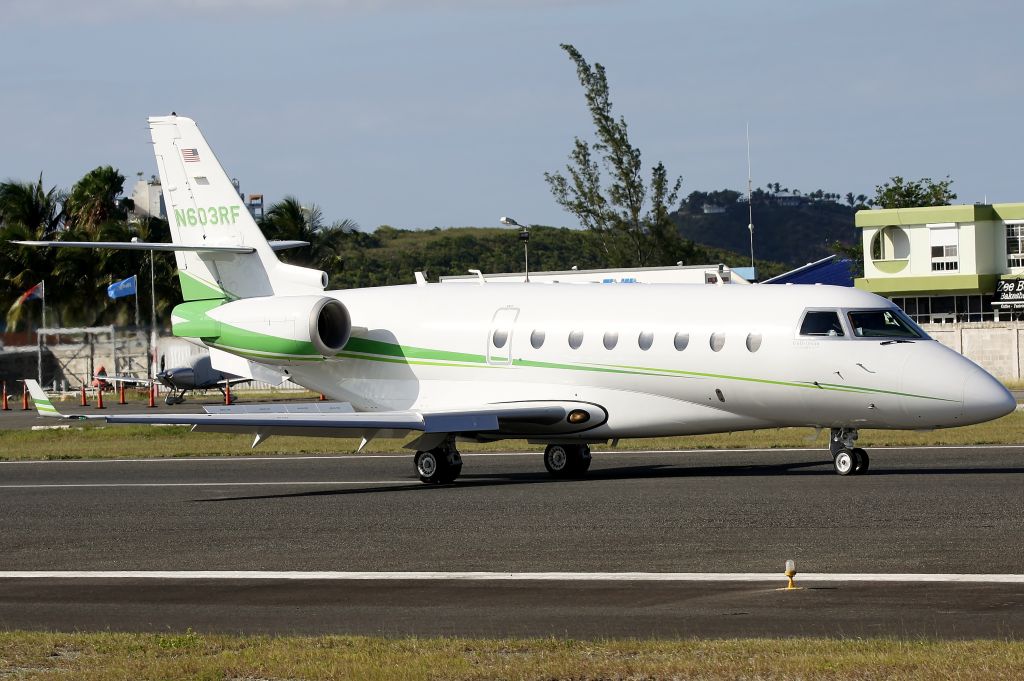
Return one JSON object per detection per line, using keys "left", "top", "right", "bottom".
{"left": 0, "top": 411, "right": 1021, "bottom": 462}
{"left": 0, "top": 632, "right": 1022, "bottom": 680}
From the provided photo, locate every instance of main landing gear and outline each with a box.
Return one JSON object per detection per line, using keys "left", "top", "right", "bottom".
{"left": 829, "top": 427, "right": 870, "bottom": 476}
{"left": 414, "top": 440, "right": 463, "bottom": 484}
{"left": 543, "top": 444, "right": 591, "bottom": 478}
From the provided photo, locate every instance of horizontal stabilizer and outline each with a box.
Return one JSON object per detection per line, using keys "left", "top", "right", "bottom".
{"left": 268, "top": 240, "right": 310, "bottom": 252}
{"left": 12, "top": 240, "right": 254, "bottom": 254}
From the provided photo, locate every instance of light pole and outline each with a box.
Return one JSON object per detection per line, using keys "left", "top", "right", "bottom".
{"left": 500, "top": 216, "right": 530, "bottom": 282}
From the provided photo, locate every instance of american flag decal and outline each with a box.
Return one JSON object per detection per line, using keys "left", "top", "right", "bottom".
{"left": 182, "top": 148, "right": 200, "bottom": 163}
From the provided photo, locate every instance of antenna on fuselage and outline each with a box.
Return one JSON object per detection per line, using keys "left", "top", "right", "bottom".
{"left": 746, "top": 122, "right": 755, "bottom": 274}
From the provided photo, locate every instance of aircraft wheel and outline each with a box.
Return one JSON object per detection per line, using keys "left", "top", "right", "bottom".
{"left": 833, "top": 448, "right": 855, "bottom": 476}
{"left": 544, "top": 444, "right": 591, "bottom": 478}
{"left": 852, "top": 447, "right": 870, "bottom": 475}
{"left": 415, "top": 445, "right": 462, "bottom": 484}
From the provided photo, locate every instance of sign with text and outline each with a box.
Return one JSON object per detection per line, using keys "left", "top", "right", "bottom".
{"left": 994, "top": 279, "right": 1024, "bottom": 308}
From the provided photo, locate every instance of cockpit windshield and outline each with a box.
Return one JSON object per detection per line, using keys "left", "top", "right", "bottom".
{"left": 847, "top": 309, "right": 928, "bottom": 339}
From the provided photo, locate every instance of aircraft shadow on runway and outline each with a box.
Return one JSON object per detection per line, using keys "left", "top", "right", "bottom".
{"left": 194, "top": 457, "right": 1024, "bottom": 503}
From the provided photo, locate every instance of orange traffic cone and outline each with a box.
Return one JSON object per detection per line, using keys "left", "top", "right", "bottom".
{"left": 147, "top": 383, "right": 157, "bottom": 408}
{"left": 21, "top": 382, "right": 29, "bottom": 410}
{"left": 80, "top": 385, "right": 88, "bottom": 406}
{"left": 224, "top": 383, "right": 232, "bottom": 405}
{"left": 1, "top": 382, "right": 9, "bottom": 411}
{"left": 96, "top": 388, "right": 105, "bottom": 410}
{"left": 118, "top": 383, "right": 126, "bottom": 405}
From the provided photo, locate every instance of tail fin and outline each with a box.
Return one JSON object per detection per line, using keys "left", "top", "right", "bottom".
{"left": 25, "top": 380, "right": 62, "bottom": 418}
{"left": 148, "top": 115, "right": 327, "bottom": 301}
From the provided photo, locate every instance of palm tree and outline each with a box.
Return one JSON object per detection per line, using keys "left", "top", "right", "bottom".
{"left": 64, "top": 165, "right": 126, "bottom": 235}
{"left": 0, "top": 173, "right": 64, "bottom": 236}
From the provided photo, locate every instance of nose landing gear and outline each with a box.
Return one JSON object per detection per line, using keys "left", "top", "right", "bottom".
{"left": 830, "top": 428, "right": 870, "bottom": 476}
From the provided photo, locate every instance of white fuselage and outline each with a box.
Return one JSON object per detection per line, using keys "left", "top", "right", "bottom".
{"left": 279, "top": 282, "right": 1011, "bottom": 441}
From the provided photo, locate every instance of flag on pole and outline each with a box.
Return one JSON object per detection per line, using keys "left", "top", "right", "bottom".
{"left": 107, "top": 275, "right": 138, "bottom": 300}
{"left": 9, "top": 282, "right": 44, "bottom": 310}
{"left": 6, "top": 281, "right": 44, "bottom": 330}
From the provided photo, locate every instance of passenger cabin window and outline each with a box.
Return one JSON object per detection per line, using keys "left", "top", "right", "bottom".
{"left": 746, "top": 333, "right": 762, "bottom": 352}
{"left": 710, "top": 332, "right": 725, "bottom": 352}
{"left": 492, "top": 329, "right": 508, "bottom": 349}
{"left": 848, "top": 309, "right": 926, "bottom": 339}
{"left": 603, "top": 331, "right": 618, "bottom": 350}
{"left": 673, "top": 332, "right": 689, "bottom": 351}
{"left": 638, "top": 331, "right": 654, "bottom": 351}
{"left": 800, "top": 311, "right": 844, "bottom": 337}
{"left": 530, "top": 330, "right": 545, "bottom": 349}
{"left": 568, "top": 330, "right": 584, "bottom": 349}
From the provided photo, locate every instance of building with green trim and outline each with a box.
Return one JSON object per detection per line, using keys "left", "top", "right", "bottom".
{"left": 855, "top": 203, "right": 1024, "bottom": 323}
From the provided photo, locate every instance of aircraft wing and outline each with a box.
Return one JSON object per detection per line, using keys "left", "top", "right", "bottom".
{"left": 24, "top": 380, "right": 579, "bottom": 447}
{"left": 12, "top": 240, "right": 254, "bottom": 254}
{"left": 97, "top": 374, "right": 154, "bottom": 385}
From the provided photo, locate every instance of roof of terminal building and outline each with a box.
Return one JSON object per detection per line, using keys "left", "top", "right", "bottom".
{"left": 855, "top": 203, "right": 1024, "bottom": 228}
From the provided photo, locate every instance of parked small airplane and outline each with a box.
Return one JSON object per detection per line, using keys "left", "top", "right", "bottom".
{"left": 19, "top": 115, "right": 1016, "bottom": 483}
{"left": 156, "top": 354, "right": 248, "bottom": 405}
{"left": 89, "top": 356, "right": 246, "bottom": 404}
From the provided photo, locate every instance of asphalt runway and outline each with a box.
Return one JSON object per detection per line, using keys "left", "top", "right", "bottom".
{"left": 1, "top": 445, "right": 1023, "bottom": 637}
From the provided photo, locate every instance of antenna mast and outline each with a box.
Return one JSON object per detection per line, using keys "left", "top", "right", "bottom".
{"left": 746, "top": 122, "right": 755, "bottom": 272}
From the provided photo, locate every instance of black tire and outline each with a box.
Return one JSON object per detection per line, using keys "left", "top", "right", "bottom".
{"left": 415, "top": 447, "right": 461, "bottom": 484}
{"left": 544, "top": 444, "right": 591, "bottom": 478}
{"left": 852, "top": 447, "right": 870, "bottom": 475}
{"left": 833, "top": 449, "right": 855, "bottom": 476}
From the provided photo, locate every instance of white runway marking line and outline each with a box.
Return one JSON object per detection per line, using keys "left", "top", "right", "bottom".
{"left": 4, "top": 443, "right": 1024, "bottom": 465}
{"left": 0, "top": 481, "right": 416, "bottom": 489}
{"left": 1, "top": 571, "right": 1024, "bottom": 583}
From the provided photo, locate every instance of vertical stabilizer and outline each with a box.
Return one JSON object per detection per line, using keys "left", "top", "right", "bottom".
{"left": 148, "top": 115, "right": 327, "bottom": 301}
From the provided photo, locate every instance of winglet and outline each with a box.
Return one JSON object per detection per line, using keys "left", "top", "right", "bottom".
{"left": 24, "top": 380, "right": 63, "bottom": 418}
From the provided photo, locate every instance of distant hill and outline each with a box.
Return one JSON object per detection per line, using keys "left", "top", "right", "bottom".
{"left": 671, "top": 200, "right": 859, "bottom": 267}
{"left": 317, "top": 225, "right": 789, "bottom": 290}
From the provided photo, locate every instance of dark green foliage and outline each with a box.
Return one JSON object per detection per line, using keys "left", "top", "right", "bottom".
{"left": 873, "top": 175, "right": 957, "bottom": 208}
{"left": 672, "top": 200, "right": 859, "bottom": 267}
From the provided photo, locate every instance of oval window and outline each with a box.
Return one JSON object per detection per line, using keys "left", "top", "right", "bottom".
{"left": 638, "top": 331, "right": 654, "bottom": 351}
{"left": 492, "top": 329, "right": 508, "bottom": 349}
{"left": 710, "top": 332, "right": 725, "bottom": 352}
{"left": 568, "top": 330, "right": 584, "bottom": 349}
{"left": 673, "top": 332, "right": 689, "bottom": 351}
{"left": 603, "top": 331, "right": 618, "bottom": 350}
{"left": 530, "top": 329, "right": 545, "bottom": 349}
{"left": 745, "top": 333, "right": 762, "bottom": 352}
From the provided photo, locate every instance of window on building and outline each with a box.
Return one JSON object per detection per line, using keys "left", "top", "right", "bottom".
{"left": 929, "top": 225, "right": 959, "bottom": 272}
{"left": 870, "top": 225, "right": 910, "bottom": 260}
{"left": 1007, "top": 222, "right": 1024, "bottom": 269}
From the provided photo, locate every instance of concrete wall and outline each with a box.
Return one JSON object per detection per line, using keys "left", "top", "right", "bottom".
{"left": 922, "top": 321, "right": 1024, "bottom": 380}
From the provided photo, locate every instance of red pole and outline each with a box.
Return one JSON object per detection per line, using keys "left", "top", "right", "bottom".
{"left": 319, "top": 392, "right": 327, "bottom": 401}
{"left": 147, "top": 383, "right": 156, "bottom": 408}
{"left": 96, "top": 388, "right": 105, "bottom": 410}
{"left": 21, "top": 382, "right": 29, "bottom": 410}
{"left": 80, "top": 384, "right": 88, "bottom": 406}
{"left": 225, "top": 382, "right": 232, "bottom": 405}
{"left": 118, "top": 383, "right": 126, "bottom": 405}
{"left": 1, "top": 382, "right": 9, "bottom": 411}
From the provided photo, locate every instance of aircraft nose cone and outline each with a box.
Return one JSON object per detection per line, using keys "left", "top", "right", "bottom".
{"left": 962, "top": 367, "right": 1016, "bottom": 424}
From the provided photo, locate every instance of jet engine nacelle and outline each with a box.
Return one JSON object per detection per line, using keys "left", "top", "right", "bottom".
{"left": 173, "top": 295, "right": 351, "bottom": 363}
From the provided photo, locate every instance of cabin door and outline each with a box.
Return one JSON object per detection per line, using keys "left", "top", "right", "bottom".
{"left": 486, "top": 307, "right": 519, "bottom": 365}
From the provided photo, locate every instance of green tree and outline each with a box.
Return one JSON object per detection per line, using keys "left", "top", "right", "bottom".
{"left": 873, "top": 175, "right": 957, "bottom": 209}
{"left": 0, "top": 173, "right": 64, "bottom": 236}
{"left": 544, "top": 43, "right": 683, "bottom": 267}
{"left": 64, "top": 165, "right": 126, "bottom": 234}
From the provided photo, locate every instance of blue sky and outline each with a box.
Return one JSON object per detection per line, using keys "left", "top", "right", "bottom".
{"left": 1, "top": 0, "right": 1020, "bottom": 231}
